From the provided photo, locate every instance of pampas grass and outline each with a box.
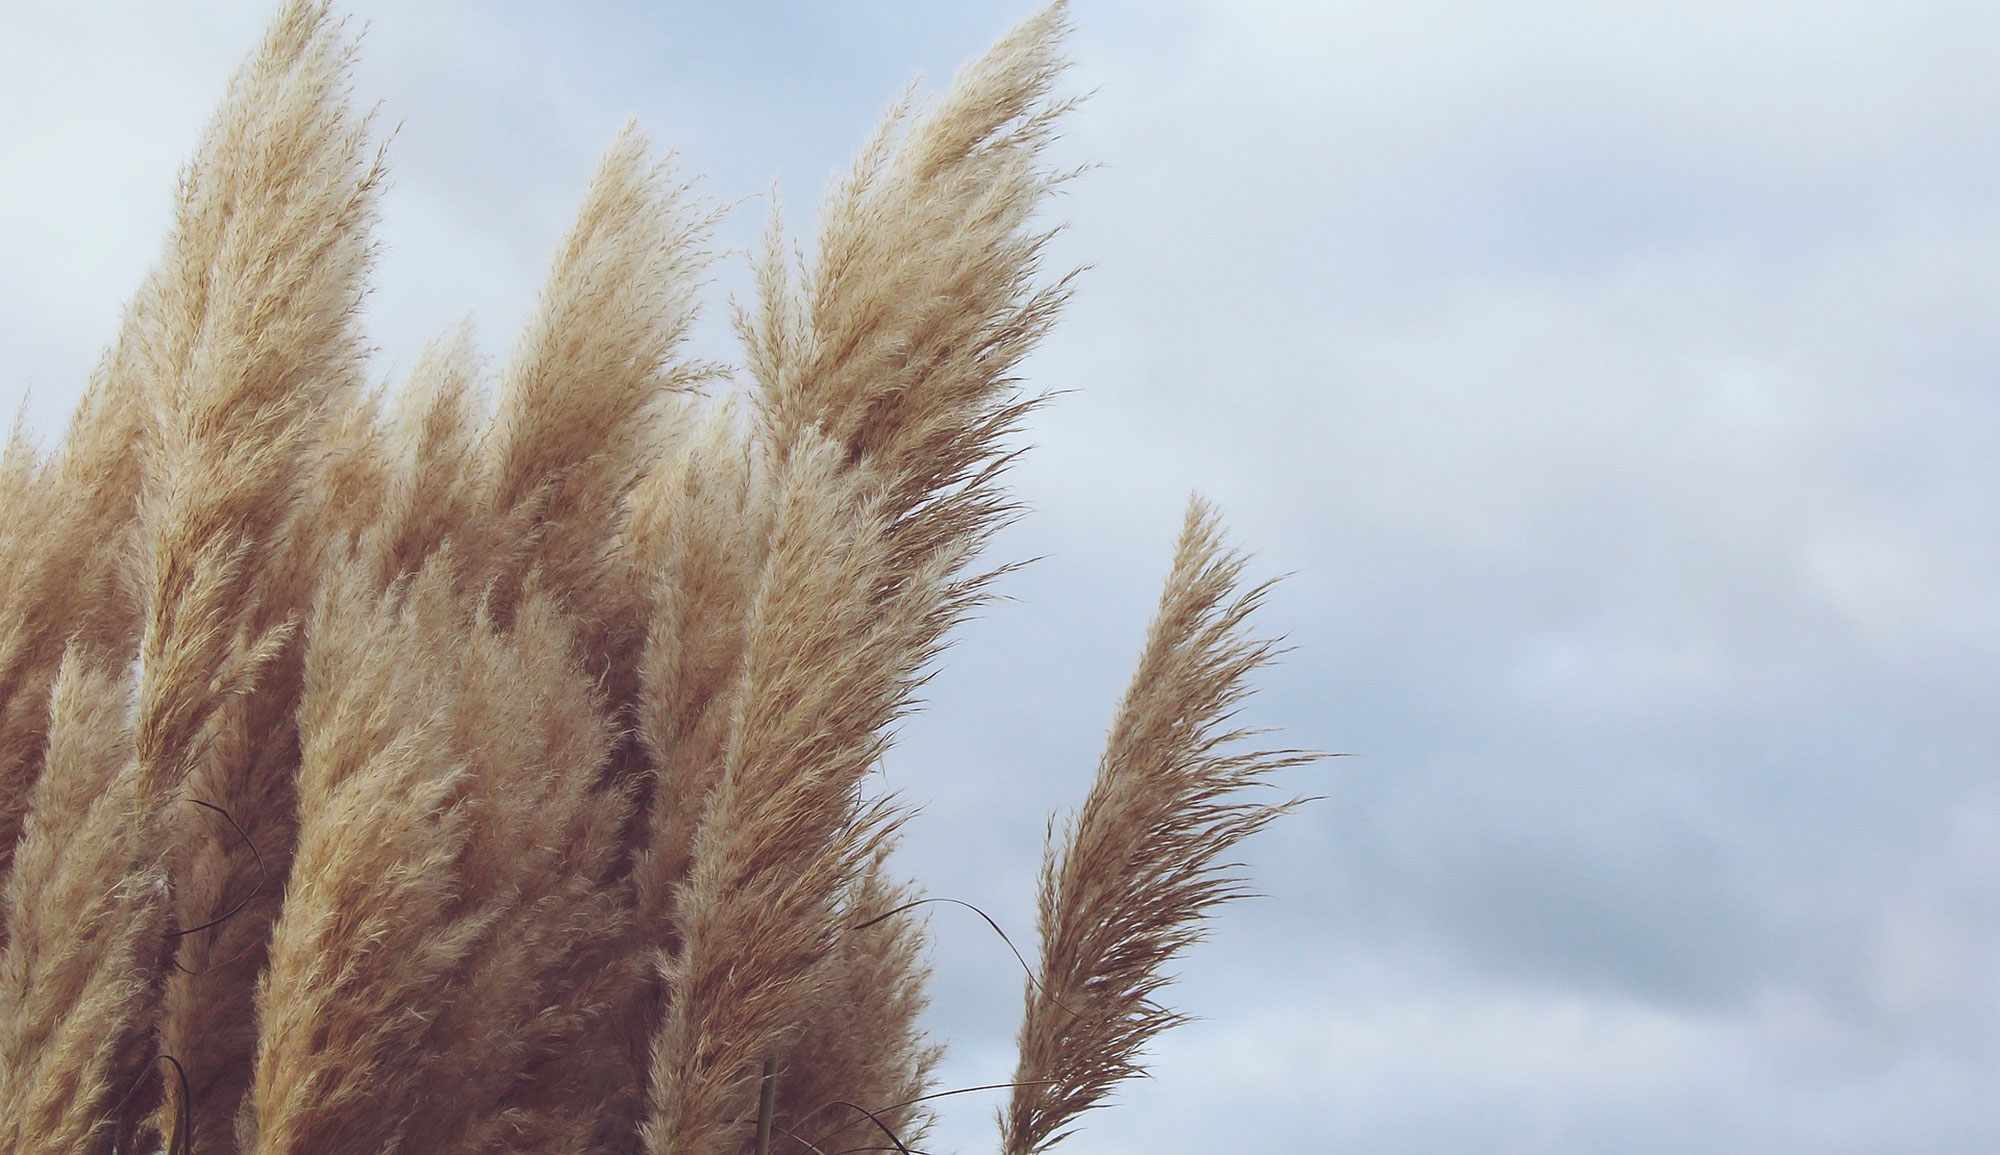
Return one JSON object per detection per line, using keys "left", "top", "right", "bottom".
{"left": 126, "top": 8, "right": 382, "bottom": 1146}
{"left": 1002, "top": 501, "right": 1311, "bottom": 1155}
{"left": 0, "top": 655, "right": 166, "bottom": 1155}
{"left": 0, "top": 3, "right": 1314, "bottom": 1153}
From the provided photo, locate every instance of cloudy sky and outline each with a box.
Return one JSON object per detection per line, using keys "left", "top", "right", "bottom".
{"left": 8, "top": 1, "right": 2000, "bottom": 1150}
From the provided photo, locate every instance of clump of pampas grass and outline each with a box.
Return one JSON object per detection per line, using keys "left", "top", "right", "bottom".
{"left": 0, "top": 3, "right": 1312, "bottom": 1153}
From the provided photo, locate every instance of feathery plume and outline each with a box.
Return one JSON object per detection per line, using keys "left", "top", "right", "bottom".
{"left": 480, "top": 124, "right": 714, "bottom": 653}
{"left": 593, "top": 402, "right": 771, "bottom": 1150}
{"left": 0, "top": 656, "right": 167, "bottom": 1155}
{"left": 1, "top": 6, "right": 1314, "bottom": 1153}
{"left": 0, "top": 308, "right": 149, "bottom": 943}
{"left": 645, "top": 10, "right": 1077, "bottom": 1149}
{"left": 355, "top": 327, "right": 486, "bottom": 590}
{"left": 245, "top": 556, "right": 632, "bottom": 1154}
{"left": 626, "top": 403, "right": 771, "bottom": 936}
{"left": 775, "top": 858, "right": 943, "bottom": 1155}
{"left": 644, "top": 433, "right": 960, "bottom": 1155}
{"left": 1003, "top": 498, "right": 1313, "bottom": 1155}
{"left": 461, "top": 124, "right": 718, "bottom": 1147}
{"left": 131, "top": 0, "right": 376, "bottom": 795}
{"left": 744, "top": 1, "right": 1071, "bottom": 567}
{"left": 123, "top": 2, "right": 382, "bottom": 1146}
{"left": 239, "top": 557, "right": 475, "bottom": 1155}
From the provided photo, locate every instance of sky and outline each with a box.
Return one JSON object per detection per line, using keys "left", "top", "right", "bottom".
{"left": 6, "top": 1, "right": 2000, "bottom": 1151}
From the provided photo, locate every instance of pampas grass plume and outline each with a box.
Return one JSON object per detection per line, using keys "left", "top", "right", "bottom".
{"left": 0, "top": 4, "right": 1317, "bottom": 1153}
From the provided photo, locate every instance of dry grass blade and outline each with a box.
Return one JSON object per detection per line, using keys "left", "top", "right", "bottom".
{"left": 1002, "top": 498, "right": 1315, "bottom": 1155}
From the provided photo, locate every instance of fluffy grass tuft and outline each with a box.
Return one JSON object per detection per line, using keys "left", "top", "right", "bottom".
{"left": 0, "top": 4, "right": 1315, "bottom": 1153}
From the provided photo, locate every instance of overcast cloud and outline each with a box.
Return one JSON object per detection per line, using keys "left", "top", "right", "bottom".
{"left": 7, "top": 1, "right": 2000, "bottom": 1151}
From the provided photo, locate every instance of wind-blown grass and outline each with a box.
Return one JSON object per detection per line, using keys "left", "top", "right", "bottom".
{"left": 0, "top": 3, "right": 1313, "bottom": 1153}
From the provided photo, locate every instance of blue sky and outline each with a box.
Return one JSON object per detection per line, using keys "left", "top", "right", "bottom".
{"left": 7, "top": 2, "right": 2000, "bottom": 1151}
